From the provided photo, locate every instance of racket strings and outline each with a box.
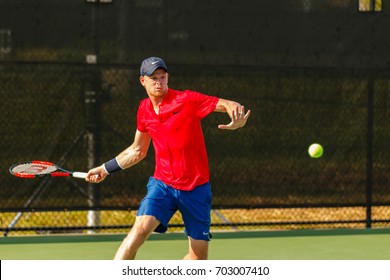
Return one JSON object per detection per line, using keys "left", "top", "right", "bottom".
{"left": 11, "top": 163, "right": 57, "bottom": 175}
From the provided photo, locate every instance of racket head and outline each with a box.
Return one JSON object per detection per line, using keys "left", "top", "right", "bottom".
{"left": 9, "top": 161, "right": 59, "bottom": 178}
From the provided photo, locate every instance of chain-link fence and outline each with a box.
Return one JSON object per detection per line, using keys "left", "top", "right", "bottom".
{"left": 1, "top": 0, "right": 390, "bottom": 235}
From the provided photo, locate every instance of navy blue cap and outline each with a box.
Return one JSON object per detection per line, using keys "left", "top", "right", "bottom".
{"left": 140, "top": 57, "right": 168, "bottom": 76}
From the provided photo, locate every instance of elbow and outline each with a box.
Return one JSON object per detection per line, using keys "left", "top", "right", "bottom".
{"left": 138, "top": 150, "right": 148, "bottom": 162}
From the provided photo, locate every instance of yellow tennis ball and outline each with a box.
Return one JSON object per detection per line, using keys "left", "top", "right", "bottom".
{"left": 308, "top": 143, "right": 323, "bottom": 158}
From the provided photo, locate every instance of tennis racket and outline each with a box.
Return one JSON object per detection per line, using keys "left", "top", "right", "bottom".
{"left": 9, "top": 161, "right": 87, "bottom": 179}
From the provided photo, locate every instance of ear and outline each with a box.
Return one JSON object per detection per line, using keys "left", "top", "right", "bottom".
{"left": 139, "top": 76, "right": 145, "bottom": 86}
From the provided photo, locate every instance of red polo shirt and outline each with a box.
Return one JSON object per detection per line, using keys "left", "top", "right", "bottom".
{"left": 137, "top": 88, "right": 219, "bottom": 191}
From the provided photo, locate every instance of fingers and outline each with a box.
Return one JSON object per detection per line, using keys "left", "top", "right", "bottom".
{"left": 232, "top": 105, "right": 249, "bottom": 123}
{"left": 85, "top": 172, "right": 97, "bottom": 183}
{"left": 86, "top": 174, "right": 101, "bottom": 183}
{"left": 85, "top": 167, "right": 107, "bottom": 183}
{"left": 218, "top": 106, "right": 250, "bottom": 130}
{"left": 233, "top": 105, "right": 248, "bottom": 119}
{"left": 244, "top": 109, "right": 251, "bottom": 119}
{"left": 218, "top": 123, "right": 232, "bottom": 130}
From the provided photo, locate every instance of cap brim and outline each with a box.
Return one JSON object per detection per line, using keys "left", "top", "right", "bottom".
{"left": 144, "top": 65, "right": 167, "bottom": 76}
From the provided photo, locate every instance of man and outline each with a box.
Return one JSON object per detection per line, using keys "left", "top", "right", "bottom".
{"left": 86, "top": 57, "right": 250, "bottom": 260}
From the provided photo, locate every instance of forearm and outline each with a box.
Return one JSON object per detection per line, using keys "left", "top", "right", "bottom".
{"left": 116, "top": 144, "right": 148, "bottom": 170}
{"left": 112, "top": 130, "right": 151, "bottom": 171}
{"left": 214, "top": 98, "right": 239, "bottom": 115}
{"left": 96, "top": 145, "right": 147, "bottom": 178}
{"left": 86, "top": 130, "right": 151, "bottom": 183}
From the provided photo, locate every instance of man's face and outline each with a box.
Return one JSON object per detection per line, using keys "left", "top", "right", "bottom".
{"left": 140, "top": 68, "right": 169, "bottom": 98}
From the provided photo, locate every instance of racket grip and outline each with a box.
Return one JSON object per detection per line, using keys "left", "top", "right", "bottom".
{"left": 72, "top": 172, "right": 88, "bottom": 179}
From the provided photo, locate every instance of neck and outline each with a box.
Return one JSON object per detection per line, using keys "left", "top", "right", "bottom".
{"left": 149, "top": 90, "right": 168, "bottom": 114}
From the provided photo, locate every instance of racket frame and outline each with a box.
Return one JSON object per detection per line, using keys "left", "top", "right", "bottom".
{"left": 9, "top": 161, "right": 87, "bottom": 179}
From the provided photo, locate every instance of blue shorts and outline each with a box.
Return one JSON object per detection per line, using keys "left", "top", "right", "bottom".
{"left": 137, "top": 177, "right": 212, "bottom": 241}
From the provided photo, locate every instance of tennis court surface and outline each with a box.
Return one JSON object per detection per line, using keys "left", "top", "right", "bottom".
{"left": 1, "top": 228, "right": 389, "bottom": 260}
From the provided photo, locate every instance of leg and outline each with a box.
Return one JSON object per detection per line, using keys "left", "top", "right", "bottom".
{"left": 114, "top": 215, "right": 160, "bottom": 260}
{"left": 183, "top": 237, "right": 209, "bottom": 260}
{"left": 178, "top": 182, "right": 212, "bottom": 260}
{"left": 116, "top": 177, "right": 176, "bottom": 260}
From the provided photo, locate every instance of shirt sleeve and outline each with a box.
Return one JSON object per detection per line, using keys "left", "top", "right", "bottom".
{"left": 186, "top": 90, "right": 219, "bottom": 119}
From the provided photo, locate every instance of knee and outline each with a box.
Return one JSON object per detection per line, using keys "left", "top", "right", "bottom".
{"left": 129, "top": 224, "right": 152, "bottom": 241}
{"left": 190, "top": 252, "right": 208, "bottom": 260}
{"left": 187, "top": 238, "right": 209, "bottom": 260}
{"left": 128, "top": 216, "right": 159, "bottom": 240}
{"left": 184, "top": 250, "right": 208, "bottom": 260}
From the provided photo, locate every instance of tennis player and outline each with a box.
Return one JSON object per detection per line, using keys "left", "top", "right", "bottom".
{"left": 86, "top": 57, "right": 250, "bottom": 260}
